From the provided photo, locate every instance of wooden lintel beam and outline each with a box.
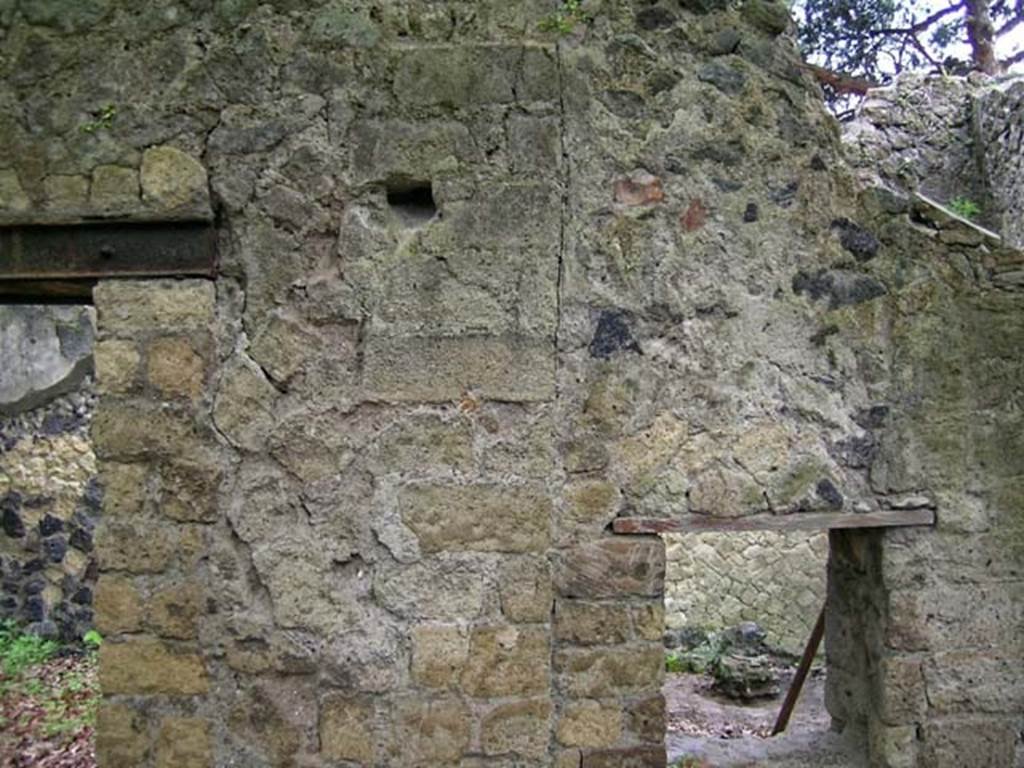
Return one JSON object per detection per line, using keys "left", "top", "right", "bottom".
{"left": 0, "top": 220, "right": 216, "bottom": 286}
{"left": 0, "top": 279, "right": 96, "bottom": 303}
{"left": 612, "top": 508, "right": 935, "bottom": 535}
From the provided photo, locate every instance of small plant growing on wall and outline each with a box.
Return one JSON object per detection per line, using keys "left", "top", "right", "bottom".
{"left": 79, "top": 103, "right": 117, "bottom": 134}
{"left": 948, "top": 196, "right": 981, "bottom": 221}
{"left": 539, "top": 0, "right": 587, "bottom": 35}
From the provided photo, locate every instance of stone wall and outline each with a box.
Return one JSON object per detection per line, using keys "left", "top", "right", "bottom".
{"left": 0, "top": 306, "right": 98, "bottom": 642}
{"left": 843, "top": 72, "right": 1024, "bottom": 245}
{"left": 829, "top": 74, "right": 1024, "bottom": 768}
{"left": 842, "top": 73, "right": 985, "bottom": 215}
{"left": 978, "top": 80, "right": 1024, "bottom": 248}
{"left": 822, "top": 192, "right": 1024, "bottom": 768}
{"left": 664, "top": 531, "right": 827, "bottom": 654}
{"left": 2, "top": 2, "right": 1023, "bottom": 767}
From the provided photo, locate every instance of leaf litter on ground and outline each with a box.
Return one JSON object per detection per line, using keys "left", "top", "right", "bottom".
{"left": 0, "top": 651, "right": 98, "bottom": 768}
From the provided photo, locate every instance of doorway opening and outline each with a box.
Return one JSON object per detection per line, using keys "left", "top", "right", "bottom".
{"left": 660, "top": 529, "right": 832, "bottom": 767}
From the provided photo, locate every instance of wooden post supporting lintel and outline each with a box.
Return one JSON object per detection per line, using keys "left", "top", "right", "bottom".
{"left": 771, "top": 603, "right": 826, "bottom": 736}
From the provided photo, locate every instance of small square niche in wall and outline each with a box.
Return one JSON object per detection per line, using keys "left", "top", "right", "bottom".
{"left": 386, "top": 181, "right": 437, "bottom": 228}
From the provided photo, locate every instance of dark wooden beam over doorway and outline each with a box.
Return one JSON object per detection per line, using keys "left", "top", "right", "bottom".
{"left": 612, "top": 508, "right": 935, "bottom": 535}
{"left": 0, "top": 220, "right": 216, "bottom": 302}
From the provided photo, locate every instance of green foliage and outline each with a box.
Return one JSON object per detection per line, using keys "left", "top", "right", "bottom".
{"left": 671, "top": 756, "right": 709, "bottom": 768}
{"left": 0, "top": 620, "right": 58, "bottom": 677}
{"left": 80, "top": 103, "right": 117, "bottom": 134}
{"left": 794, "top": 0, "right": 1020, "bottom": 97}
{"left": 665, "top": 633, "right": 730, "bottom": 675}
{"left": 539, "top": 0, "right": 586, "bottom": 35}
{"left": 40, "top": 668, "right": 100, "bottom": 738}
{"left": 948, "top": 196, "right": 981, "bottom": 220}
{"left": 82, "top": 629, "right": 103, "bottom": 650}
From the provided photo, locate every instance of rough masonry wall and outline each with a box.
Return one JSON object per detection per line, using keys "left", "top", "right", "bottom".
{"left": 822, "top": 187, "right": 1024, "bottom": 767}
{"left": 0, "top": 306, "right": 98, "bottom": 642}
{"left": 978, "top": 80, "right": 1024, "bottom": 248}
{"left": 826, "top": 78, "right": 1024, "bottom": 767}
{"left": 3, "top": 2, "right": 1023, "bottom": 768}
{"left": 841, "top": 74, "right": 985, "bottom": 215}
{"left": 664, "top": 530, "right": 827, "bottom": 654}
{"left": 842, "top": 72, "right": 1024, "bottom": 247}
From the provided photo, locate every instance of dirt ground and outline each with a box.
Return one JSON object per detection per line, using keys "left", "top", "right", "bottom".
{"left": 665, "top": 668, "right": 867, "bottom": 767}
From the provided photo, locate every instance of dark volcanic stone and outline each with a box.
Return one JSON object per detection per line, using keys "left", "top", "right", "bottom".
{"left": 792, "top": 269, "right": 887, "bottom": 310}
{"left": 23, "top": 595, "right": 45, "bottom": 622}
{"left": 679, "top": 0, "right": 729, "bottom": 11}
{"left": 709, "top": 28, "right": 741, "bottom": 55}
{"left": 43, "top": 536, "right": 67, "bottom": 563}
{"left": 723, "top": 621, "right": 768, "bottom": 650}
{"left": 833, "top": 434, "right": 878, "bottom": 469}
{"left": 743, "top": 202, "right": 759, "bottom": 222}
{"left": 769, "top": 180, "right": 799, "bottom": 207}
{"left": 39, "top": 514, "right": 64, "bottom": 536}
{"left": 832, "top": 218, "right": 880, "bottom": 262}
{"left": 82, "top": 478, "right": 103, "bottom": 512}
{"left": 698, "top": 61, "right": 747, "bottom": 94}
{"left": 2, "top": 507, "right": 24, "bottom": 538}
{"left": 41, "top": 412, "right": 82, "bottom": 436}
{"left": 816, "top": 478, "right": 844, "bottom": 509}
{"left": 694, "top": 141, "right": 745, "bottom": 166}
{"left": 69, "top": 525, "right": 93, "bottom": 552}
{"left": 665, "top": 625, "right": 709, "bottom": 650}
{"left": 854, "top": 405, "right": 890, "bottom": 430}
{"left": 637, "top": 6, "right": 676, "bottom": 29}
{"left": 589, "top": 310, "right": 641, "bottom": 359}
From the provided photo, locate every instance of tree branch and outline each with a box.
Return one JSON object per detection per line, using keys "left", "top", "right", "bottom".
{"left": 907, "top": 32, "right": 944, "bottom": 70}
{"left": 869, "top": 1, "right": 965, "bottom": 36}
{"left": 995, "top": 13, "right": 1022, "bottom": 37}
{"left": 799, "top": 62, "right": 879, "bottom": 95}
{"left": 1003, "top": 48, "right": 1024, "bottom": 66}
